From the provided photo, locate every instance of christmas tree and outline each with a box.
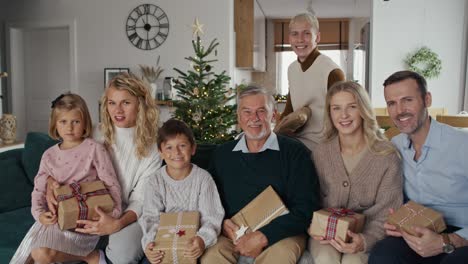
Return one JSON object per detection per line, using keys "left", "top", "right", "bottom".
{"left": 172, "top": 33, "right": 237, "bottom": 144}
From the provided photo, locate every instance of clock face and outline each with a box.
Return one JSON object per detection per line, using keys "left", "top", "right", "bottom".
{"left": 126, "top": 4, "right": 169, "bottom": 50}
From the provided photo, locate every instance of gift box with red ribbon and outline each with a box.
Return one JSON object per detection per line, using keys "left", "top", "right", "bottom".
{"left": 308, "top": 208, "right": 365, "bottom": 242}
{"left": 54, "top": 181, "right": 114, "bottom": 230}
{"left": 387, "top": 201, "right": 446, "bottom": 236}
{"left": 154, "top": 211, "right": 200, "bottom": 264}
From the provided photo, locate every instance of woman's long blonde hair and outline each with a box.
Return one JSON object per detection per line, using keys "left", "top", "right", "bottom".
{"left": 323, "top": 81, "right": 396, "bottom": 155}
{"left": 100, "top": 72, "right": 159, "bottom": 159}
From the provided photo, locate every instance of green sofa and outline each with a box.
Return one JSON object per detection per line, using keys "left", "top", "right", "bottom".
{"left": 0, "top": 132, "right": 58, "bottom": 262}
{"left": 0, "top": 132, "right": 216, "bottom": 263}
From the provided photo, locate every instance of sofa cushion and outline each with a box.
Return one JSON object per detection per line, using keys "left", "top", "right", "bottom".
{"left": 0, "top": 158, "right": 32, "bottom": 213}
{"left": 0, "top": 207, "right": 34, "bottom": 263}
{"left": 22, "top": 132, "right": 58, "bottom": 184}
{"left": 0, "top": 148, "right": 23, "bottom": 161}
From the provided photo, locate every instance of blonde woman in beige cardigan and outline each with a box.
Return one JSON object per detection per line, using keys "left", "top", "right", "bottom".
{"left": 308, "top": 81, "right": 403, "bottom": 264}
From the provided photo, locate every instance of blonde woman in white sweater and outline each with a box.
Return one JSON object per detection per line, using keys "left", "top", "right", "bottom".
{"left": 46, "top": 73, "right": 162, "bottom": 264}
{"left": 309, "top": 81, "right": 403, "bottom": 264}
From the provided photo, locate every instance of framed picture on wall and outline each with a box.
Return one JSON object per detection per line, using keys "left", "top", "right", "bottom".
{"left": 104, "top": 68, "right": 129, "bottom": 87}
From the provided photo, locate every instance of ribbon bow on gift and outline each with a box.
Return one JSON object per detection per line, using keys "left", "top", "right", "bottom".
{"left": 56, "top": 182, "right": 110, "bottom": 228}
{"left": 324, "top": 208, "right": 356, "bottom": 240}
{"left": 396, "top": 203, "right": 437, "bottom": 232}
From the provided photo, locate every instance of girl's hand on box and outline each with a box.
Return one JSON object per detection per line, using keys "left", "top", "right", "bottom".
{"left": 184, "top": 236, "right": 205, "bottom": 259}
{"left": 45, "top": 176, "right": 60, "bottom": 215}
{"left": 39, "top": 211, "right": 57, "bottom": 225}
{"left": 145, "top": 242, "right": 164, "bottom": 264}
{"left": 329, "top": 230, "right": 364, "bottom": 254}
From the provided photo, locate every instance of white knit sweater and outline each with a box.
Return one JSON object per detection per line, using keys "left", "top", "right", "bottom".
{"left": 94, "top": 126, "right": 161, "bottom": 217}
{"left": 288, "top": 54, "right": 340, "bottom": 150}
{"left": 139, "top": 164, "right": 225, "bottom": 250}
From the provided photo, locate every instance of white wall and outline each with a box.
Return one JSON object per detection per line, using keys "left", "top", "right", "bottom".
{"left": 1, "top": 0, "right": 248, "bottom": 124}
{"left": 259, "top": 0, "right": 371, "bottom": 19}
{"left": 370, "top": 0, "right": 467, "bottom": 114}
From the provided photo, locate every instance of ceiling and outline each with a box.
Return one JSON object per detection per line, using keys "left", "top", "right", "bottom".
{"left": 256, "top": 0, "right": 371, "bottom": 19}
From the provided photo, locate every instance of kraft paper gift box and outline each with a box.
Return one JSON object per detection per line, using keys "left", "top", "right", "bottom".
{"left": 309, "top": 208, "right": 366, "bottom": 242}
{"left": 54, "top": 181, "right": 114, "bottom": 230}
{"left": 387, "top": 201, "right": 446, "bottom": 236}
{"left": 154, "top": 211, "right": 200, "bottom": 264}
{"left": 274, "top": 106, "right": 311, "bottom": 135}
{"left": 230, "top": 186, "right": 289, "bottom": 241}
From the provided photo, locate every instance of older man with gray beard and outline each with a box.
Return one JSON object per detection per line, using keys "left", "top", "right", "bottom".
{"left": 201, "top": 85, "right": 320, "bottom": 264}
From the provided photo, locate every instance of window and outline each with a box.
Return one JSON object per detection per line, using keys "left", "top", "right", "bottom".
{"left": 276, "top": 50, "right": 348, "bottom": 95}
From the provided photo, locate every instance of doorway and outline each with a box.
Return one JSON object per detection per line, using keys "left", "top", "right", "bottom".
{"left": 6, "top": 20, "right": 77, "bottom": 141}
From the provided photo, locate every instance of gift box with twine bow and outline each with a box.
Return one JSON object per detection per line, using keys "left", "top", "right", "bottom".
{"left": 154, "top": 211, "right": 200, "bottom": 264}
{"left": 231, "top": 186, "right": 289, "bottom": 241}
{"left": 387, "top": 201, "right": 446, "bottom": 236}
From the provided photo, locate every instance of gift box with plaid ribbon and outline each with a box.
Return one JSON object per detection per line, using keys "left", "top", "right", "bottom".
{"left": 53, "top": 181, "right": 114, "bottom": 230}
{"left": 309, "top": 208, "right": 365, "bottom": 242}
{"left": 387, "top": 201, "right": 446, "bottom": 236}
{"left": 154, "top": 211, "right": 200, "bottom": 264}
{"left": 230, "top": 185, "right": 289, "bottom": 241}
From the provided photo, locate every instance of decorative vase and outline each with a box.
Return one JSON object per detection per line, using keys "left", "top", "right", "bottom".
{"left": 0, "top": 114, "right": 17, "bottom": 144}
{"left": 150, "top": 82, "right": 157, "bottom": 100}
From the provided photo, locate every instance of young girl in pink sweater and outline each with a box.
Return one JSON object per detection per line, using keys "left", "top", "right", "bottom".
{"left": 11, "top": 93, "right": 122, "bottom": 264}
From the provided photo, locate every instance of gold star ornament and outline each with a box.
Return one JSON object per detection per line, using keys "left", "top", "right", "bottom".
{"left": 192, "top": 17, "right": 204, "bottom": 37}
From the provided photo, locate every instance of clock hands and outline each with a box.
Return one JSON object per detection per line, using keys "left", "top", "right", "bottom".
{"left": 135, "top": 24, "right": 164, "bottom": 30}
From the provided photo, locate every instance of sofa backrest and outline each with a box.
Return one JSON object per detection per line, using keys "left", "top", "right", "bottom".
{"left": 22, "top": 132, "right": 58, "bottom": 184}
{"left": 0, "top": 149, "right": 31, "bottom": 212}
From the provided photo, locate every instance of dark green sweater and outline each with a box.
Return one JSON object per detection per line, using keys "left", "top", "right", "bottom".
{"left": 209, "top": 135, "right": 320, "bottom": 246}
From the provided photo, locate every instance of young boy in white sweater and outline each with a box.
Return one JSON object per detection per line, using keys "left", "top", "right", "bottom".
{"left": 139, "top": 119, "right": 225, "bottom": 264}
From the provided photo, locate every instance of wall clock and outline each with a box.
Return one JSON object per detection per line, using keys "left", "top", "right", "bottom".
{"left": 126, "top": 4, "right": 169, "bottom": 50}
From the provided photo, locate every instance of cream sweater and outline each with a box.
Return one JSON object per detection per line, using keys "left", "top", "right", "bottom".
{"left": 139, "top": 164, "right": 224, "bottom": 249}
{"left": 288, "top": 54, "right": 340, "bottom": 150}
{"left": 94, "top": 126, "right": 162, "bottom": 217}
{"left": 312, "top": 137, "right": 403, "bottom": 252}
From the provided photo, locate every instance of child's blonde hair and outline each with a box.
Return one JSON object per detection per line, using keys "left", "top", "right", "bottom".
{"left": 49, "top": 92, "right": 92, "bottom": 140}
{"left": 100, "top": 72, "right": 159, "bottom": 159}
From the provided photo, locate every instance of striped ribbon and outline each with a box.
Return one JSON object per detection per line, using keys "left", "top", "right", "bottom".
{"left": 56, "top": 182, "right": 110, "bottom": 228}
{"left": 324, "top": 208, "right": 355, "bottom": 240}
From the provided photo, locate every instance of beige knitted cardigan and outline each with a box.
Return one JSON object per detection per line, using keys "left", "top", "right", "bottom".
{"left": 312, "top": 136, "right": 403, "bottom": 252}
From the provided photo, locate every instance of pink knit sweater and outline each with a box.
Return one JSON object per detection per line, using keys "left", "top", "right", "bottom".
{"left": 31, "top": 138, "right": 122, "bottom": 220}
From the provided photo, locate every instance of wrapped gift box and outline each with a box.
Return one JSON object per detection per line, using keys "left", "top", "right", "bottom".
{"left": 387, "top": 201, "right": 446, "bottom": 236}
{"left": 154, "top": 211, "right": 200, "bottom": 264}
{"left": 309, "top": 208, "right": 365, "bottom": 242}
{"left": 231, "top": 186, "right": 289, "bottom": 241}
{"left": 54, "top": 181, "right": 114, "bottom": 230}
{"left": 274, "top": 106, "right": 311, "bottom": 135}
